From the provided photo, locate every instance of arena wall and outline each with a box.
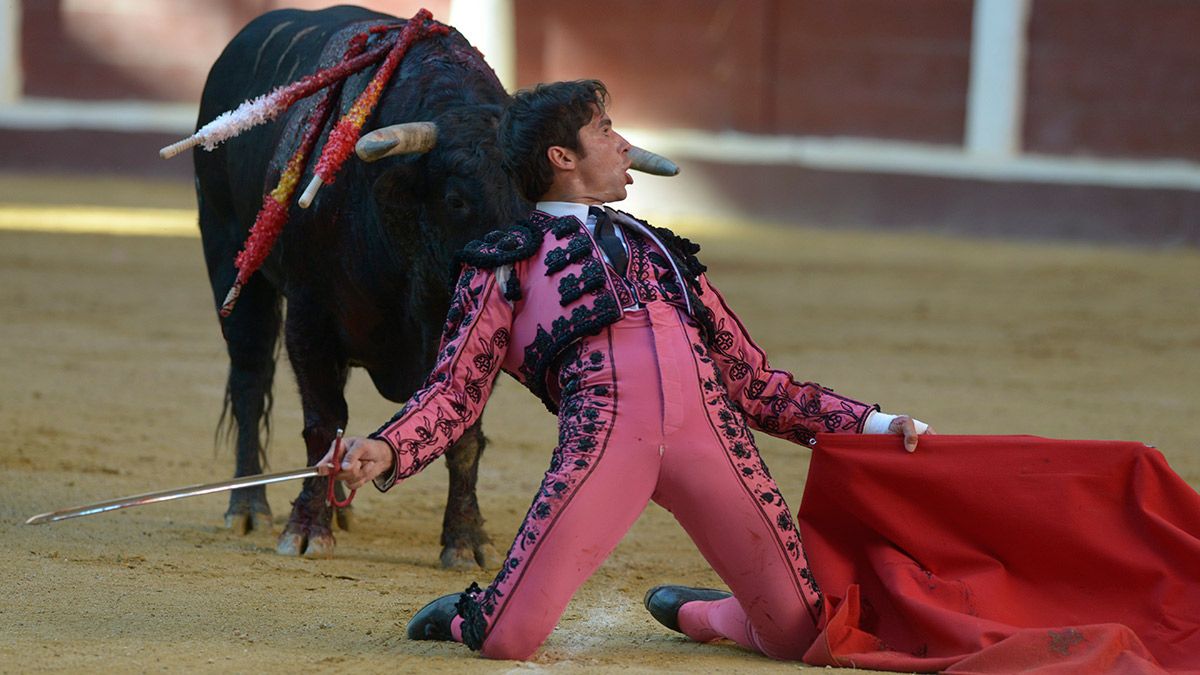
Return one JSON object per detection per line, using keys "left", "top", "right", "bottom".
{"left": 2, "top": 0, "right": 1197, "bottom": 244}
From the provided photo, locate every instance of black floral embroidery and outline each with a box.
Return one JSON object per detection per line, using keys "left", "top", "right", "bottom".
{"left": 613, "top": 209, "right": 707, "bottom": 280}
{"left": 439, "top": 268, "right": 476, "bottom": 345}
{"left": 609, "top": 267, "right": 636, "bottom": 308}
{"left": 686, "top": 336, "right": 824, "bottom": 618}
{"left": 543, "top": 247, "right": 567, "bottom": 273}
{"left": 526, "top": 210, "right": 556, "bottom": 231}
{"left": 369, "top": 273, "right": 506, "bottom": 479}
{"left": 649, "top": 223, "right": 707, "bottom": 279}
{"left": 556, "top": 258, "right": 607, "bottom": 305}
{"left": 548, "top": 215, "right": 579, "bottom": 239}
{"left": 704, "top": 315, "right": 870, "bottom": 443}
{"left": 623, "top": 226, "right": 711, "bottom": 335}
{"left": 519, "top": 294, "right": 621, "bottom": 413}
{"left": 511, "top": 212, "right": 720, "bottom": 413}
{"left": 503, "top": 272, "right": 522, "bottom": 302}
{"left": 800, "top": 566, "right": 822, "bottom": 606}
{"left": 624, "top": 232, "right": 661, "bottom": 302}
{"left": 464, "top": 329, "right": 508, "bottom": 403}
{"left": 543, "top": 232, "right": 593, "bottom": 274}
{"left": 460, "top": 342, "right": 615, "bottom": 640}
{"left": 458, "top": 221, "right": 542, "bottom": 268}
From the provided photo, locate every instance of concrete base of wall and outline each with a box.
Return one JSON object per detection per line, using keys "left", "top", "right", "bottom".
{"left": 0, "top": 128, "right": 192, "bottom": 180}
{"left": 4, "top": 128, "right": 1196, "bottom": 246}
{"left": 627, "top": 159, "right": 1200, "bottom": 247}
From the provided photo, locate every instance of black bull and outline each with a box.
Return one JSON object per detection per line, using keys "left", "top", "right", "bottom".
{"left": 194, "top": 6, "right": 527, "bottom": 565}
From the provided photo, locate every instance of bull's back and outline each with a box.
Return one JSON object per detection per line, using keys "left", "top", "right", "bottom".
{"left": 194, "top": 7, "right": 400, "bottom": 222}
{"left": 198, "top": 6, "right": 395, "bottom": 124}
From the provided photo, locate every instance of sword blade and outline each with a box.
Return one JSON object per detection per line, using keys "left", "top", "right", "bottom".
{"left": 24, "top": 467, "right": 321, "bottom": 525}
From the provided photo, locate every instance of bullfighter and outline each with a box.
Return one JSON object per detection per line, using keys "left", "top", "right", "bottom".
{"left": 318, "top": 79, "right": 933, "bottom": 661}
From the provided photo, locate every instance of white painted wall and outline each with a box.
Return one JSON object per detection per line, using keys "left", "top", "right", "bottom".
{"left": 448, "top": 0, "right": 515, "bottom": 91}
{"left": 0, "top": 0, "right": 21, "bottom": 103}
{"left": 965, "top": 0, "right": 1031, "bottom": 158}
{"left": 1, "top": 0, "right": 1197, "bottom": 193}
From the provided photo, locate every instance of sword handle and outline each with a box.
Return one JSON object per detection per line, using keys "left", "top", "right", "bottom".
{"left": 327, "top": 428, "right": 357, "bottom": 508}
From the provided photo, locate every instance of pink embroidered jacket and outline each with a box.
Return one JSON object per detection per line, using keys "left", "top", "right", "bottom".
{"left": 369, "top": 210, "right": 878, "bottom": 489}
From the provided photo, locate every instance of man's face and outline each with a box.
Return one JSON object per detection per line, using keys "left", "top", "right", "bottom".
{"left": 569, "top": 107, "right": 633, "bottom": 204}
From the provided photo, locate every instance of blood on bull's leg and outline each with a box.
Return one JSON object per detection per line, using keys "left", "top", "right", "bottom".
{"left": 276, "top": 426, "right": 346, "bottom": 558}
{"left": 440, "top": 420, "right": 498, "bottom": 569}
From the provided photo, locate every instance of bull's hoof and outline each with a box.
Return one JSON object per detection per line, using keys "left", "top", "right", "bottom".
{"left": 276, "top": 523, "right": 335, "bottom": 558}
{"left": 276, "top": 531, "right": 305, "bottom": 556}
{"left": 225, "top": 510, "right": 274, "bottom": 535}
{"left": 278, "top": 482, "right": 338, "bottom": 557}
{"left": 440, "top": 540, "right": 499, "bottom": 570}
{"left": 302, "top": 528, "right": 336, "bottom": 559}
{"left": 224, "top": 489, "right": 272, "bottom": 535}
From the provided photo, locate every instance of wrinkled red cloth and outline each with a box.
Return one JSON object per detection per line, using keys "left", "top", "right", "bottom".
{"left": 798, "top": 435, "right": 1200, "bottom": 674}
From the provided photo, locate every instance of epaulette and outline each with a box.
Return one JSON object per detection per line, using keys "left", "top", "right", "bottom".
{"left": 456, "top": 220, "right": 544, "bottom": 269}
{"left": 652, "top": 224, "right": 707, "bottom": 278}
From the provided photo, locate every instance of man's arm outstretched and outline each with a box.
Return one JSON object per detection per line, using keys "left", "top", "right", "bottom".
{"left": 319, "top": 265, "right": 515, "bottom": 489}
{"left": 696, "top": 274, "right": 932, "bottom": 451}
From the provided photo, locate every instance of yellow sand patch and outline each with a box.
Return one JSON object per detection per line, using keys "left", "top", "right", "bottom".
{"left": 0, "top": 202, "right": 747, "bottom": 242}
{"left": 0, "top": 205, "right": 198, "bottom": 237}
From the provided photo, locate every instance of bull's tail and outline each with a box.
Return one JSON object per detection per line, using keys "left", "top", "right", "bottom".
{"left": 212, "top": 301, "right": 284, "bottom": 473}
{"left": 214, "top": 365, "right": 276, "bottom": 468}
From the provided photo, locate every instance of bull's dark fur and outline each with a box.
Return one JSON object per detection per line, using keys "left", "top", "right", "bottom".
{"left": 194, "top": 6, "right": 528, "bottom": 564}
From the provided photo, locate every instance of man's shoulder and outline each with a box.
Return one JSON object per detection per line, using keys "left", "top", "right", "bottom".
{"left": 456, "top": 217, "right": 549, "bottom": 269}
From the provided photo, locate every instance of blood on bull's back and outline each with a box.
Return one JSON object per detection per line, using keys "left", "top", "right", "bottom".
{"left": 192, "top": 5, "right": 526, "bottom": 565}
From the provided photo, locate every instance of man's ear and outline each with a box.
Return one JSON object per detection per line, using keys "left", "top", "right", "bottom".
{"left": 547, "top": 145, "right": 575, "bottom": 171}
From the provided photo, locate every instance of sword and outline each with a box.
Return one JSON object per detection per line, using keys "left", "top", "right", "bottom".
{"left": 24, "top": 429, "right": 351, "bottom": 526}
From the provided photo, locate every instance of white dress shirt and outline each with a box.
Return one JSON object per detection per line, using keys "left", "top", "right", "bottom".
{"left": 536, "top": 201, "right": 629, "bottom": 267}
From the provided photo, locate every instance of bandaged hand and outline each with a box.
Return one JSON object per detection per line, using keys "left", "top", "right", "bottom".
{"left": 864, "top": 411, "right": 936, "bottom": 453}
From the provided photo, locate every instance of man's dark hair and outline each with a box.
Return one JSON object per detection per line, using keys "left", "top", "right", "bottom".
{"left": 500, "top": 79, "right": 609, "bottom": 202}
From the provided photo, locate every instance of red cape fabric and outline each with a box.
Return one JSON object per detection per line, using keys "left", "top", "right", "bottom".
{"left": 797, "top": 435, "right": 1200, "bottom": 674}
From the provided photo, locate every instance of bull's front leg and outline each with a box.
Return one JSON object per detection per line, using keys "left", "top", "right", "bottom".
{"left": 440, "top": 420, "right": 498, "bottom": 569}
{"left": 276, "top": 426, "right": 351, "bottom": 558}
{"left": 278, "top": 298, "right": 350, "bottom": 558}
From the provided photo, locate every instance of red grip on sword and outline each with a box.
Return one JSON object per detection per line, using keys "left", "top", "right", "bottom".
{"left": 326, "top": 428, "right": 356, "bottom": 508}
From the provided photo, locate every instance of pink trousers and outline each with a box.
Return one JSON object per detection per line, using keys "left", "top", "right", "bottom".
{"left": 451, "top": 302, "right": 822, "bottom": 660}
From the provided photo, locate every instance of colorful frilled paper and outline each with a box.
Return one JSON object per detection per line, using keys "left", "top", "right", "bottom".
{"left": 159, "top": 9, "right": 448, "bottom": 316}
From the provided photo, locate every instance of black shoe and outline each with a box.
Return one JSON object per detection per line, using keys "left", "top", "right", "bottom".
{"left": 406, "top": 593, "right": 460, "bottom": 641}
{"left": 643, "top": 585, "right": 733, "bottom": 633}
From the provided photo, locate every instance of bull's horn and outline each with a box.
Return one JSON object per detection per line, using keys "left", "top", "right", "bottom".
{"left": 629, "top": 146, "right": 680, "bottom": 176}
{"left": 355, "top": 122, "right": 438, "bottom": 162}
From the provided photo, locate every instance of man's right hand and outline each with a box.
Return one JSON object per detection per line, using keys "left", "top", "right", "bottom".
{"left": 316, "top": 436, "right": 395, "bottom": 490}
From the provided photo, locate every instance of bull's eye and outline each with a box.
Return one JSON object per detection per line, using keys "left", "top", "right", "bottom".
{"left": 445, "top": 194, "right": 467, "bottom": 211}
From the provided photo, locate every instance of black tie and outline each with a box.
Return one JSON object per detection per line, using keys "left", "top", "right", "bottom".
{"left": 589, "top": 206, "right": 628, "bottom": 276}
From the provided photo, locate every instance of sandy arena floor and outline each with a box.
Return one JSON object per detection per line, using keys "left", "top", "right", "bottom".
{"left": 2, "top": 173, "right": 1198, "bottom": 673}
